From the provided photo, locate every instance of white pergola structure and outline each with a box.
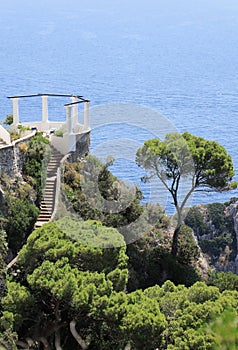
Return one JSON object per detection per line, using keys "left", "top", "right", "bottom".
{"left": 7, "top": 93, "right": 90, "bottom": 154}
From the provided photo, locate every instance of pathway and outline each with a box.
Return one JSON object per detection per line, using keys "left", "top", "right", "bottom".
{"left": 34, "top": 145, "right": 63, "bottom": 228}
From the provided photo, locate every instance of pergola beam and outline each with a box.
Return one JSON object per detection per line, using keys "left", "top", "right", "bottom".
{"left": 7, "top": 93, "right": 84, "bottom": 99}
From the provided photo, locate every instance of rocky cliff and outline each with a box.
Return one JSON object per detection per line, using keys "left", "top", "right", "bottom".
{"left": 185, "top": 199, "right": 238, "bottom": 274}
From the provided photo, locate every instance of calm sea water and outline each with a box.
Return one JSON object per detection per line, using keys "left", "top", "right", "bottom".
{"left": 1, "top": 0, "right": 238, "bottom": 213}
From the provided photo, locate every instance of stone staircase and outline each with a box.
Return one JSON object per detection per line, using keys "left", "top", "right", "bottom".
{"left": 34, "top": 146, "right": 63, "bottom": 228}
{"left": 0, "top": 138, "right": 7, "bottom": 148}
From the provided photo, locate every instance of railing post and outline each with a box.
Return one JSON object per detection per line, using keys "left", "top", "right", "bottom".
{"left": 65, "top": 105, "right": 73, "bottom": 134}
{"left": 12, "top": 98, "right": 19, "bottom": 127}
{"left": 70, "top": 96, "right": 78, "bottom": 131}
{"left": 42, "top": 95, "right": 49, "bottom": 124}
{"left": 84, "top": 101, "right": 90, "bottom": 131}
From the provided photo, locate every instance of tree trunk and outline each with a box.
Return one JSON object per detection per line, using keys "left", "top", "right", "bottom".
{"left": 38, "top": 337, "right": 51, "bottom": 350}
{"left": 171, "top": 224, "right": 181, "bottom": 256}
{"left": 16, "top": 340, "right": 30, "bottom": 349}
{"left": 124, "top": 343, "right": 131, "bottom": 350}
{"left": 55, "top": 330, "right": 62, "bottom": 350}
{"left": 70, "top": 320, "right": 90, "bottom": 350}
{"left": 171, "top": 205, "right": 183, "bottom": 256}
{"left": 54, "top": 302, "right": 62, "bottom": 350}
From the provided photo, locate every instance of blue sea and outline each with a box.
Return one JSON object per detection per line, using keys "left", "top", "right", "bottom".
{"left": 1, "top": 0, "right": 238, "bottom": 213}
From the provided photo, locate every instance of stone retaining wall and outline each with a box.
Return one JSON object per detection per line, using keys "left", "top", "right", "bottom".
{"left": 0, "top": 134, "right": 35, "bottom": 177}
{"left": 0, "top": 131, "right": 90, "bottom": 178}
{"left": 67, "top": 131, "right": 90, "bottom": 162}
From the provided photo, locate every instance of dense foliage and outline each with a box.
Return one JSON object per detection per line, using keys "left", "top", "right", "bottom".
{"left": 62, "top": 156, "right": 145, "bottom": 242}
{"left": 0, "top": 133, "right": 237, "bottom": 349}
{"left": 1, "top": 218, "right": 238, "bottom": 349}
{"left": 0, "top": 175, "right": 39, "bottom": 255}
{"left": 185, "top": 203, "right": 237, "bottom": 264}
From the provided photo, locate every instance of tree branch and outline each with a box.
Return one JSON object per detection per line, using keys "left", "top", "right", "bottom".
{"left": 38, "top": 337, "right": 51, "bottom": 350}
{"left": 54, "top": 303, "right": 62, "bottom": 350}
{"left": 16, "top": 340, "right": 30, "bottom": 349}
{"left": 180, "top": 185, "right": 196, "bottom": 213}
{"left": 154, "top": 163, "right": 170, "bottom": 192}
{"left": 70, "top": 320, "right": 90, "bottom": 350}
{"left": 55, "top": 331, "right": 62, "bottom": 350}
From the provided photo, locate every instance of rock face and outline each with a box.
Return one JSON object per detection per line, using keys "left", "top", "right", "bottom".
{"left": 227, "top": 204, "right": 238, "bottom": 252}
{"left": 215, "top": 203, "right": 238, "bottom": 274}
{"left": 185, "top": 201, "right": 238, "bottom": 274}
{"left": 0, "top": 136, "right": 34, "bottom": 178}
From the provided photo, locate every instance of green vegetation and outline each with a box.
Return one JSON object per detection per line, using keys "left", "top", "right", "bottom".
{"left": 3, "top": 115, "right": 13, "bottom": 126}
{"left": 53, "top": 129, "right": 64, "bottom": 137}
{"left": 8, "top": 131, "right": 19, "bottom": 142}
{"left": 17, "top": 124, "right": 30, "bottom": 133}
{"left": 1, "top": 219, "right": 238, "bottom": 349}
{"left": 136, "top": 132, "right": 235, "bottom": 256}
{"left": 0, "top": 175, "right": 39, "bottom": 255}
{"left": 0, "top": 131, "right": 237, "bottom": 349}
{"left": 185, "top": 203, "right": 237, "bottom": 263}
{"left": 22, "top": 132, "right": 51, "bottom": 203}
{"left": 207, "top": 308, "right": 238, "bottom": 349}
{"left": 63, "top": 155, "right": 144, "bottom": 231}
{"left": 5, "top": 196, "right": 38, "bottom": 254}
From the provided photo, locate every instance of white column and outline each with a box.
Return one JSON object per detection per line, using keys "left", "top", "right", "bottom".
{"left": 65, "top": 105, "right": 73, "bottom": 134}
{"left": 70, "top": 96, "right": 78, "bottom": 131}
{"left": 12, "top": 98, "right": 19, "bottom": 126}
{"left": 84, "top": 101, "right": 90, "bottom": 130}
{"left": 42, "top": 95, "right": 49, "bottom": 124}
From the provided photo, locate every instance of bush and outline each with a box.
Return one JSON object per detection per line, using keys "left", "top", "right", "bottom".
{"left": 5, "top": 196, "right": 39, "bottom": 254}
{"left": 177, "top": 224, "right": 200, "bottom": 265}
{"left": 3, "top": 115, "right": 13, "bottom": 125}
{"left": 18, "top": 142, "right": 28, "bottom": 153}
{"left": 208, "top": 271, "right": 238, "bottom": 292}
{"left": 9, "top": 131, "right": 19, "bottom": 141}
{"left": 53, "top": 129, "right": 64, "bottom": 137}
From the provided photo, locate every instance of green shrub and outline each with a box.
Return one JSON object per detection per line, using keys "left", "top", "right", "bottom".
{"left": 177, "top": 224, "right": 200, "bottom": 265}
{"left": 9, "top": 131, "right": 19, "bottom": 141}
{"left": 17, "top": 125, "right": 30, "bottom": 132}
{"left": 5, "top": 196, "right": 39, "bottom": 254}
{"left": 5, "top": 197, "right": 38, "bottom": 250}
{"left": 208, "top": 271, "right": 238, "bottom": 292}
{"left": 53, "top": 129, "right": 64, "bottom": 137}
{"left": 3, "top": 115, "right": 13, "bottom": 125}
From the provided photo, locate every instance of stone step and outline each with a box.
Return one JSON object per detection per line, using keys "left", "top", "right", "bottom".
{"left": 41, "top": 202, "right": 53, "bottom": 207}
{"left": 40, "top": 208, "right": 53, "bottom": 213}
{"left": 37, "top": 216, "right": 52, "bottom": 221}
{"left": 35, "top": 221, "right": 48, "bottom": 228}
{"left": 41, "top": 201, "right": 53, "bottom": 206}
{"left": 44, "top": 187, "right": 55, "bottom": 191}
{"left": 35, "top": 145, "right": 63, "bottom": 227}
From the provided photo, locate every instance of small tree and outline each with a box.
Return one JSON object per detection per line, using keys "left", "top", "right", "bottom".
{"left": 136, "top": 132, "right": 235, "bottom": 256}
{"left": 3, "top": 115, "right": 13, "bottom": 126}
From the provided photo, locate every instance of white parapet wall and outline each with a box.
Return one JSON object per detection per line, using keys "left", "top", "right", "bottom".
{"left": 0, "top": 125, "right": 11, "bottom": 145}
{"left": 21, "top": 121, "right": 66, "bottom": 133}
{"left": 50, "top": 133, "right": 76, "bottom": 155}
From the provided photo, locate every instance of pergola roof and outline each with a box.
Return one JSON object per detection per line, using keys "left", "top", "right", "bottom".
{"left": 7, "top": 93, "right": 90, "bottom": 106}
